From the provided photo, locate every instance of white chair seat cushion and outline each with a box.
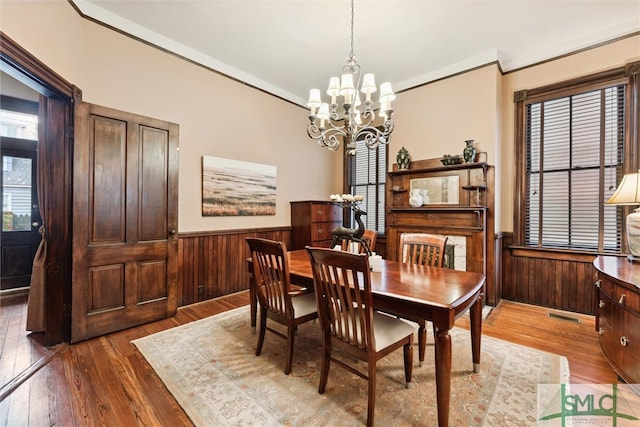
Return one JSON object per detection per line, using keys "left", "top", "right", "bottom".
{"left": 372, "top": 311, "right": 417, "bottom": 352}
{"left": 291, "top": 292, "right": 317, "bottom": 319}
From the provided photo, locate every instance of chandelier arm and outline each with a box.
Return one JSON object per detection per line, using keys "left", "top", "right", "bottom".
{"left": 355, "top": 125, "right": 391, "bottom": 150}
{"left": 307, "top": 125, "right": 347, "bottom": 152}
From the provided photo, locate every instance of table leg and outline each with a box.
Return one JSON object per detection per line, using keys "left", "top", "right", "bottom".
{"left": 434, "top": 327, "right": 452, "bottom": 427}
{"left": 470, "top": 294, "right": 483, "bottom": 372}
{"left": 249, "top": 271, "right": 257, "bottom": 332}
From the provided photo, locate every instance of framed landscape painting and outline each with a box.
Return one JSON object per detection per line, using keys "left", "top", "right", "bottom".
{"left": 202, "top": 156, "right": 276, "bottom": 216}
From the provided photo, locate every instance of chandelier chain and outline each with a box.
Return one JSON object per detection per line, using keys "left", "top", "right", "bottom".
{"left": 349, "top": 0, "right": 355, "bottom": 63}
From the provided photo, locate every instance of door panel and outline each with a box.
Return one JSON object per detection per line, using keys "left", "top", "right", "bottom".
{"left": 1, "top": 143, "right": 41, "bottom": 290}
{"left": 72, "top": 103, "right": 178, "bottom": 342}
{"left": 139, "top": 126, "right": 169, "bottom": 241}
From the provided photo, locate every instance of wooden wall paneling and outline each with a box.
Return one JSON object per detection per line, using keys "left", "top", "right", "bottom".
{"left": 177, "top": 228, "right": 291, "bottom": 307}
{"left": 502, "top": 242, "right": 598, "bottom": 315}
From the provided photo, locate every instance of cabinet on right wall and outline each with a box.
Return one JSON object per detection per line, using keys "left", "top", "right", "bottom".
{"left": 594, "top": 255, "right": 640, "bottom": 393}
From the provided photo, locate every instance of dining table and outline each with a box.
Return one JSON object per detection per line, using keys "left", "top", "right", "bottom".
{"left": 247, "top": 249, "right": 486, "bottom": 427}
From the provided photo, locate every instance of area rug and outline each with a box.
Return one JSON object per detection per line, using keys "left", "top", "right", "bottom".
{"left": 132, "top": 307, "right": 568, "bottom": 426}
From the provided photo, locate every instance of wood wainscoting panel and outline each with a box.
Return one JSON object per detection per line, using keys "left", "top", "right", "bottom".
{"left": 177, "top": 227, "right": 291, "bottom": 306}
{"left": 500, "top": 233, "right": 598, "bottom": 315}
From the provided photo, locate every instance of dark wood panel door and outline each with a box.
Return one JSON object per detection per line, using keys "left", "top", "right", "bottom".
{"left": 1, "top": 141, "right": 41, "bottom": 290}
{"left": 71, "top": 103, "right": 178, "bottom": 342}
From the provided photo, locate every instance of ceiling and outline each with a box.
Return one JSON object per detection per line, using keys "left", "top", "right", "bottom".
{"left": 73, "top": 0, "right": 640, "bottom": 108}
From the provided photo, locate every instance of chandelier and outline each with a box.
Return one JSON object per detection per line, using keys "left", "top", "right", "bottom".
{"left": 306, "top": 0, "right": 395, "bottom": 155}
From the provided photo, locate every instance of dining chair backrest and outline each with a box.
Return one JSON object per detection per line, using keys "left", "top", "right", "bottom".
{"left": 306, "top": 246, "right": 415, "bottom": 427}
{"left": 307, "top": 248, "right": 374, "bottom": 352}
{"left": 247, "top": 237, "right": 318, "bottom": 375}
{"left": 247, "top": 237, "right": 293, "bottom": 320}
{"left": 341, "top": 229, "right": 378, "bottom": 254}
{"left": 399, "top": 233, "right": 448, "bottom": 267}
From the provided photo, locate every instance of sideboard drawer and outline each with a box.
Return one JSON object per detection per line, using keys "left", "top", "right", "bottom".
{"left": 311, "top": 221, "right": 341, "bottom": 243}
{"left": 311, "top": 203, "right": 342, "bottom": 222}
{"left": 598, "top": 276, "right": 615, "bottom": 298}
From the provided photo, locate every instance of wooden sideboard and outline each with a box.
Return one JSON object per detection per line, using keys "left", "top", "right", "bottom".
{"left": 290, "top": 200, "right": 343, "bottom": 250}
{"left": 594, "top": 256, "right": 640, "bottom": 392}
{"left": 386, "top": 156, "right": 497, "bottom": 305}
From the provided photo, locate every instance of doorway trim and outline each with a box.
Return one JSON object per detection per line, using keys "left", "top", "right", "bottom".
{"left": 1, "top": 31, "right": 78, "bottom": 344}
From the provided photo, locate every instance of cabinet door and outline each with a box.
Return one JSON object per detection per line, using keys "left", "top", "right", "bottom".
{"left": 621, "top": 309, "right": 640, "bottom": 383}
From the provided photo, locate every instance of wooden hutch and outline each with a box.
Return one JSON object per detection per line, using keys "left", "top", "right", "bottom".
{"left": 386, "top": 155, "right": 497, "bottom": 305}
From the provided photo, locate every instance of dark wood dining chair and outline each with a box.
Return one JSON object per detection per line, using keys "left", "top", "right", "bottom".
{"left": 246, "top": 237, "right": 318, "bottom": 375}
{"left": 398, "top": 232, "right": 448, "bottom": 365}
{"left": 306, "top": 247, "right": 415, "bottom": 427}
{"left": 341, "top": 229, "right": 377, "bottom": 254}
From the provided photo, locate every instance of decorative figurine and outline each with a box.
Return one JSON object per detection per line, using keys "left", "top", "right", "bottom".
{"left": 329, "top": 204, "right": 371, "bottom": 255}
{"left": 463, "top": 139, "right": 476, "bottom": 163}
{"left": 409, "top": 189, "right": 423, "bottom": 207}
{"left": 396, "top": 146, "right": 411, "bottom": 170}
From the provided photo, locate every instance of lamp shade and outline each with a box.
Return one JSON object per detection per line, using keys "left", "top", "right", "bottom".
{"left": 607, "top": 171, "right": 640, "bottom": 262}
{"left": 606, "top": 172, "right": 640, "bottom": 205}
{"left": 326, "top": 77, "right": 340, "bottom": 97}
{"left": 307, "top": 89, "right": 322, "bottom": 108}
{"left": 360, "top": 73, "right": 376, "bottom": 94}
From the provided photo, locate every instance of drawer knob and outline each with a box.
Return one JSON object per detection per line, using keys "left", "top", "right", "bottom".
{"left": 599, "top": 327, "right": 605, "bottom": 336}
{"left": 595, "top": 279, "right": 602, "bottom": 288}
{"left": 599, "top": 300, "right": 605, "bottom": 309}
{"left": 618, "top": 294, "right": 626, "bottom": 305}
{"left": 620, "top": 336, "right": 629, "bottom": 347}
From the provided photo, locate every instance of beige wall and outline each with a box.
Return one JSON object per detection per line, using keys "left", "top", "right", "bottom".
{"left": 392, "top": 64, "right": 500, "bottom": 165}
{"left": 499, "top": 35, "right": 640, "bottom": 233}
{"left": 1, "top": 1, "right": 338, "bottom": 233}
{"left": 2, "top": 1, "right": 638, "bottom": 234}
{"left": 384, "top": 35, "right": 639, "bottom": 233}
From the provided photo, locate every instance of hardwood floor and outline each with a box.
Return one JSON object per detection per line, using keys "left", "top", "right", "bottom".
{"left": 0, "top": 291, "right": 617, "bottom": 426}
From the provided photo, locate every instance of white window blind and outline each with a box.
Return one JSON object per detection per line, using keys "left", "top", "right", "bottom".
{"left": 525, "top": 84, "right": 625, "bottom": 251}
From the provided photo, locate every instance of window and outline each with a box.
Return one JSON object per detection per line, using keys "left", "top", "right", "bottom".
{"left": 346, "top": 140, "right": 387, "bottom": 234}
{"left": 0, "top": 96, "right": 38, "bottom": 141}
{"left": 514, "top": 63, "right": 639, "bottom": 253}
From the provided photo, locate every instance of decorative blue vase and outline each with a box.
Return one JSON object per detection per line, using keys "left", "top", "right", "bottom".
{"left": 463, "top": 140, "right": 476, "bottom": 163}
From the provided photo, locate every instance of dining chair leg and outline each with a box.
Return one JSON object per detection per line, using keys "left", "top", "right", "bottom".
{"left": 403, "top": 342, "right": 414, "bottom": 388}
{"left": 255, "top": 308, "right": 267, "bottom": 356}
{"left": 318, "top": 340, "right": 331, "bottom": 393}
{"left": 366, "top": 362, "right": 377, "bottom": 427}
{"left": 418, "top": 320, "right": 427, "bottom": 366}
{"left": 284, "top": 324, "right": 295, "bottom": 375}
